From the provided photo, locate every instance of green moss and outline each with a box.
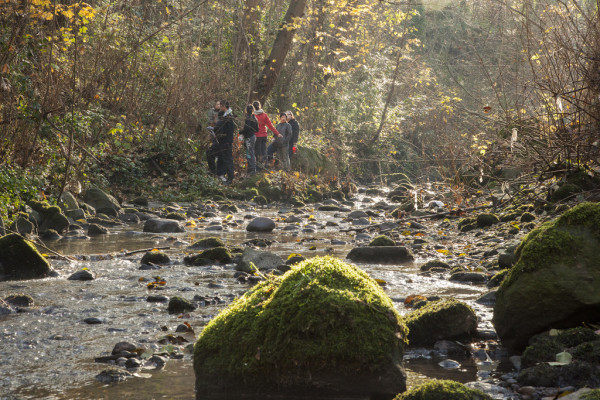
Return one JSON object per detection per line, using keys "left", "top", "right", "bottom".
{"left": 581, "top": 389, "right": 600, "bottom": 400}
{"left": 241, "top": 188, "right": 259, "bottom": 200}
{"left": 141, "top": 251, "right": 171, "bottom": 265}
{"left": 404, "top": 298, "right": 477, "bottom": 347}
{"left": 252, "top": 195, "right": 268, "bottom": 205}
{"left": 184, "top": 247, "right": 232, "bottom": 265}
{"left": 521, "top": 336, "right": 562, "bottom": 368}
{"left": 394, "top": 380, "right": 492, "bottom": 400}
{"left": 556, "top": 326, "right": 598, "bottom": 347}
{"left": 476, "top": 213, "right": 499, "bottom": 228}
{"left": 194, "top": 256, "right": 407, "bottom": 382}
{"left": 27, "top": 200, "right": 56, "bottom": 215}
{"left": 502, "top": 202, "right": 600, "bottom": 288}
{"left": 551, "top": 183, "right": 582, "bottom": 202}
{"left": 0, "top": 233, "right": 52, "bottom": 280}
{"left": 420, "top": 260, "right": 451, "bottom": 271}
{"left": 329, "top": 190, "right": 346, "bottom": 201}
{"left": 306, "top": 188, "right": 323, "bottom": 203}
{"left": 123, "top": 208, "right": 139, "bottom": 214}
{"left": 189, "top": 237, "right": 225, "bottom": 249}
{"left": 165, "top": 212, "right": 186, "bottom": 221}
{"left": 574, "top": 340, "right": 600, "bottom": 363}
{"left": 487, "top": 269, "right": 509, "bottom": 288}
{"left": 369, "top": 235, "right": 395, "bottom": 246}
{"left": 520, "top": 212, "right": 536, "bottom": 223}
{"left": 500, "top": 212, "right": 521, "bottom": 222}
{"left": 458, "top": 217, "right": 477, "bottom": 232}
{"left": 260, "top": 186, "right": 283, "bottom": 202}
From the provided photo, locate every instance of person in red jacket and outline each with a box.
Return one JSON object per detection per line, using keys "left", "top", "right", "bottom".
{"left": 252, "top": 100, "right": 279, "bottom": 170}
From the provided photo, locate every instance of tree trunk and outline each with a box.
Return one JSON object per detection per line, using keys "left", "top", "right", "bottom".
{"left": 253, "top": 0, "right": 307, "bottom": 105}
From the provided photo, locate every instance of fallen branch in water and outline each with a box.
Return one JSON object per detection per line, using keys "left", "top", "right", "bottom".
{"left": 123, "top": 246, "right": 171, "bottom": 256}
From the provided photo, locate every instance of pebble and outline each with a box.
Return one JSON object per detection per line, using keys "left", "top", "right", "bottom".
{"left": 146, "top": 295, "right": 169, "bottom": 303}
{"left": 83, "top": 317, "right": 104, "bottom": 324}
{"left": 95, "top": 369, "right": 133, "bottom": 383}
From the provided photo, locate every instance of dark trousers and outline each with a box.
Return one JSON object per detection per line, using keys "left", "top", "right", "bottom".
{"left": 216, "top": 143, "right": 234, "bottom": 181}
{"left": 255, "top": 136, "right": 267, "bottom": 169}
{"left": 206, "top": 142, "right": 219, "bottom": 174}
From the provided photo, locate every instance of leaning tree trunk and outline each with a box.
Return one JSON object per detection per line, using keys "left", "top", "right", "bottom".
{"left": 253, "top": 0, "right": 307, "bottom": 105}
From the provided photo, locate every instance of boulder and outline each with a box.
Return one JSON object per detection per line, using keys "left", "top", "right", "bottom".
{"left": 88, "top": 223, "right": 108, "bottom": 235}
{"left": 184, "top": 247, "right": 232, "bottom": 266}
{"left": 82, "top": 187, "right": 122, "bottom": 217}
{"left": 369, "top": 235, "right": 395, "bottom": 246}
{"left": 65, "top": 208, "right": 86, "bottom": 221}
{"left": 393, "top": 380, "right": 492, "bottom": 400}
{"left": 39, "top": 210, "right": 70, "bottom": 233}
{"left": 143, "top": 218, "right": 184, "bottom": 233}
{"left": 349, "top": 210, "right": 369, "bottom": 219}
{"left": 194, "top": 256, "right": 407, "bottom": 399}
{"left": 346, "top": 246, "right": 414, "bottom": 264}
{"left": 168, "top": 296, "right": 197, "bottom": 314}
{"left": 60, "top": 191, "right": 79, "bottom": 211}
{"left": 449, "top": 271, "right": 487, "bottom": 284}
{"left": 246, "top": 217, "right": 276, "bottom": 232}
{"left": 188, "top": 237, "right": 226, "bottom": 249}
{"left": 405, "top": 298, "right": 477, "bottom": 347}
{"left": 236, "top": 248, "right": 283, "bottom": 273}
{"left": 0, "top": 233, "right": 53, "bottom": 281}
{"left": 493, "top": 202, "right": 600, "bottom": 350}
{"left": 141, "top": 251, "right": 170, "bottom": 265}
{"left": 11, "top": 216, "right": 35, "bottom": 235}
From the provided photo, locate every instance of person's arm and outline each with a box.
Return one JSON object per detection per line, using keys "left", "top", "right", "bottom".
{"left": 265, "top": 116, "right": 279, "bottom": 136}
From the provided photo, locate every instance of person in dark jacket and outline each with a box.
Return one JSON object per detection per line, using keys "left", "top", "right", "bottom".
{"left": 205, "top": 101, "right": 223, "bottom": 175}
{"left": 286, "top": 110, "right": 300, "bottom": 159}
{"left": 239, "top": 105, "right": 258, "bottom": 175}
{"left": 274, "top": 113, "right": 292, "bottom": 171}
{"left": 214, "top": 100, "right": 235, "bottom": 184}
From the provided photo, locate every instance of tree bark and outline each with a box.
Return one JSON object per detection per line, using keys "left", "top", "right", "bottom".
{"left": 253, "top": 0, "right": 307, "bottom": 105}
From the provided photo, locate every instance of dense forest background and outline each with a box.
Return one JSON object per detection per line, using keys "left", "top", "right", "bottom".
{"left": 1, "top": 0, "right": 599, "bottom": 220}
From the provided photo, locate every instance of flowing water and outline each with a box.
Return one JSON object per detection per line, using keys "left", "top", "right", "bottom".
{"left": 0, "top": 197, "right": 509, "bottom": 399}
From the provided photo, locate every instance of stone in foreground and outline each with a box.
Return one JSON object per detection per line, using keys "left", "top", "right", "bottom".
{"left": 194, "top": 256, "right": 408, "bottom": 399}
{"left": 0, "top": 234, "right": 53, "bottom": 281}
{"left": 493, "top": 202, "right": 600, "bottom": 350}
{"left": 346, "top": 246, "right": 414, "bottom": 264}
{"left": 394, "top": 380, "right": 492, "bottom": 400}
{"left": 246, "top": 217, "right": 276, "bottom": 232}
{"left": 405, "top": 298, "right": 477, "bottom": 347}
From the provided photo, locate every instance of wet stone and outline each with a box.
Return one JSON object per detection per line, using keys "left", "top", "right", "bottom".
{"left": 125, "top": 358, "right": 142, "bottom": 369}
{"left": 139, "top": 263, "right": 161, "bottom": 271}
{"left": 68, "top": 270, "right": 96, "bottom": 281}
{"left": 84, "top": 317, "right": 104, "bottom": 324}
{"left": 4, "top": 294, "right": 34, "bottom": 307}
{"left": 146, "top": 295, "right": 169, "bottom": 303}
{"left": 112, "top": 341, "right": 137, "bottom": 355}
{"left": 96, "top": 368, "right": 133, "bottom": 383}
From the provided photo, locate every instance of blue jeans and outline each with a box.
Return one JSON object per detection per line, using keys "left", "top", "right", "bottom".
{"left": 245, "top": 135, "right": 256, "bottom": 173}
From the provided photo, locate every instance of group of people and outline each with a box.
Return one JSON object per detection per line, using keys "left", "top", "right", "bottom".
{"left": 205, "top": 100, "right": 300, "bottom": 184}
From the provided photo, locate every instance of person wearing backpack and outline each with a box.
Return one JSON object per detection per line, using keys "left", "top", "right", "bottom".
{"left": 239, "top": 105, "right": 259, "bottom": 176}
{"left": 214, "top": 100, "right": 235, "bottom": 184}
{"left": 274, "top": 113, "right": 292, "bottom": 171}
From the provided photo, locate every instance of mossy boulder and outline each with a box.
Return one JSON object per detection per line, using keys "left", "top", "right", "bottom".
{"left": 394, "top": 380, "right": 492, "bottom": 400}
{"left": 293, "top": 145, "right": 337, "bottom": 177}
{"left": 11, "top": 215, "right": 35, "bottom": 235}
{"left": 405, "top": 298, "right": 477, "bottom": 347}
{"left": 88, "top": 223, "right": 108, "bottom": 235}
{"left": 458, "top": 217, "right": 477, "bottom": 232}
{"left": 369, "top": 235, "right": 395, "bottom": 246}
{"left": 82, "top": 187, "right": 122, "bottom": 216}
{"left": 521, "top": 327, "right": 599, "bottom": 368}
{"left": 518, "top": 361, "right": 600, "bottom": 388}
{"left": 493, "top": 202, "right": 600, "bottom": 350}
{"left": 168, "top": 296, "right": 197, "bottom": 314}
{"left": 520, "top": 212, "right": 536, "bottom": 222}
{"left": 252, "top": 195, "right": 268, "bottom": 205}
{"left": 141, "top": 251, "right": 171, "bottom": 265}
{"left": 0, "top": 233, "right": 53, "bottom": 281}
{"left": 184, "top": 247, "right": 232, "bottom": 266}
{"left": 476, "top": 213, "right": 499, "bottom": 228}
{"left": 188, "top": 237, "right": 225, "bottom": 250}
{"left": 306, "top": 188, "right": 324, "bottom": 203}
{"left": 420, "top": 260, "right": 451, "bottom": 272}
{"left": 164, "top": 212, "right": 186, "bottom": 221}
{"left": 487, "top": 269, "right": 509, "bottom": 288}
{"left": 260, "top": 186, "right": 284, "bottom": 202}
{"left": 193, "top": 256, "right": 408, "bottom": 399}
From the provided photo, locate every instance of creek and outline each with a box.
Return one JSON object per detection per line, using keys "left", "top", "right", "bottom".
{"left": 0, "top": 193, "right": 512, "bottom": 399}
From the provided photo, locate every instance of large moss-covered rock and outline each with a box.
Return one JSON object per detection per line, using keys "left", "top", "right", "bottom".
{"left": 0, "top": 234, "right": 53, "bottom": 281}
{"left": 188, "top": 237, "right": 225, "bottom": 249}
{"left": 405, "top": 298, "right": 477, "bottom": 347}
{"left": 82, "top": 187, "right": 122, "bottom": 216}
{"left": 394, "top": 380, "right": 492, "bottom": 400}
{"left": 293, "top": 145, "right": 337, "bottom": 177}
{"left": 369, "top": 235, "right": 396, "bottom": 246}
{"left": 184, "top": 247, "right": 232, "bottom": 266}
{"left": 193, "top": 256, "right": 408, "bottom": 399}
{"left": 493, "top": 202, "right": 600, "bottom": 350}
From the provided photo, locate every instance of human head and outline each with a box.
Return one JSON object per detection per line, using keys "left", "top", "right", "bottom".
{"left": 220, "top": 100, "right": 229, "bottom": 111}
{"left": 246, "top": 105, "right": 254, "bottom": 115}
{"left": 214, "top": 100, "right": 220, "bottom": 110}
{"left": 252, "top": 101, "right": 261, "bottom": 111}
{"left": 285, "top": 110, "right": 294, "bottom": 121}
{"left": 279, "top": 113, "right": 287, "bottom": 123}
